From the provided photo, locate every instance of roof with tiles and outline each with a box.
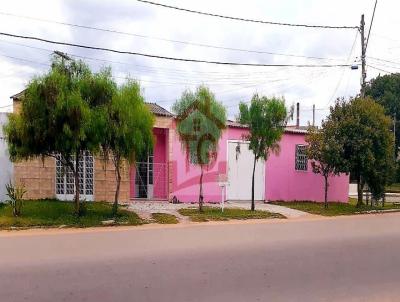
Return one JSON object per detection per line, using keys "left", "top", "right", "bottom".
{"left": 145, "top": 102, "right": 174, "bottom": 117}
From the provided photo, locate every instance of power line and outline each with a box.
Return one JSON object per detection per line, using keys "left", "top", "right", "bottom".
{"left": 0, "top": 41, "right": 326, "bottom": 87}
{"left": 136, "top": 0, "right": 359, "bottom": 30}
{"left": 368, "top": 64, "right": 392, "bottom": 74}
{"left": 365, "top": 0, "right": 378, "bottom": 52}
{"left": 326, "top": 31, "right": 359, "bottom": 105}
{"left": 368, "top": 56, "right": 400, "bottom": 66}
{"left": 1, "top": 52, "right": 311, "bottom": 88}
{"left": 0, "top": 103, "right": 13, "bottom": 109}
{"left": 0, "top": 11, "right": 347, "bottom": 62}
{"left": 0, "top": 31, "right": 353, "bottom": 68}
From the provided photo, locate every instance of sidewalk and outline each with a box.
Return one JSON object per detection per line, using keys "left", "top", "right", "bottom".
{"left": 226, "top": 201, "right": 315, "bottom": 219}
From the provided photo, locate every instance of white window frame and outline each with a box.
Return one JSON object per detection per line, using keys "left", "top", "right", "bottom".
{"left": 55, "top": 152, "right": 94, "bottom": 201}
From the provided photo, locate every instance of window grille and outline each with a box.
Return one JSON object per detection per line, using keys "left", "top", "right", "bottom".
{"left": 55, "top": 152, "right": 94, "bottom": 200}
{"left": 295, "top": 144, "right": 308, "bottom": 171}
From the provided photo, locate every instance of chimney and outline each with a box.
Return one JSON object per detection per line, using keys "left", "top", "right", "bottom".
{"left": 296, "top": 102, "right": 300, "bottom": 128}
{"left": 312, "top": 104, "right": 315, "bottom": 127}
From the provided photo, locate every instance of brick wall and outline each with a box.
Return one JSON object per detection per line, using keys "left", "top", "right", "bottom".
{"left": 14, "top": 155, "right": 130, "bottom": 202}
{"left": 94, "top": 157, "right": 130, "bottom": 202}
{"left": 14, "top": 157, "right": 56, "bottom": 200}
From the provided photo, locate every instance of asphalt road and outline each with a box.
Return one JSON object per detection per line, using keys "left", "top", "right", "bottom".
{"left": 1, "top": 214, "right": 400, "bottom": 302}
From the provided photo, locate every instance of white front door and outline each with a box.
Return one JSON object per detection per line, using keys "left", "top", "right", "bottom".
{"left": 55, "top": 152, "right": 94, "bottom": 201}
{"left": 227, "top": 141, "right": 265, "bottom": 201}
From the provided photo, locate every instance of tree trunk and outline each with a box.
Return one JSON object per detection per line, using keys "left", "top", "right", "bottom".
{"left": 73, "top": 151, "right": 81, "bottom": 216}
{"left": 199, "top": 167, "right": 204, "bottom": 213}
{"left": 112, "top": 156, "right": 121, "bottom": 217}
{"left": 251, "top": 154, "right": 257, "bottom": 211}
{"left": 324, "top": 174, "right": 329, "bottom": 209}
{"left": 356, "top": 175, "right": 364, "bottom": 208}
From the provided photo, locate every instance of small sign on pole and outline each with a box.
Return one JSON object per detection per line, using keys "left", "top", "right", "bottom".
{"left": 217, "top": 174, "right": 228, "bottom": 212}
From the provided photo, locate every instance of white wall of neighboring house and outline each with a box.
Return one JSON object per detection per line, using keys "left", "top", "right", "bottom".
{"left": 0, "top": 113, "right": 13, "bottom": 202}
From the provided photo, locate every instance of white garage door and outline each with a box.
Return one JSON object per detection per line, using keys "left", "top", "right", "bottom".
{"left": 227, "top": 141, "right": 265, "bottom": 201}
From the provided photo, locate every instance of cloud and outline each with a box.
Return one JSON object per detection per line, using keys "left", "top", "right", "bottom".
{"left": 0, "top": 0, "right": 393, "bottom": 126}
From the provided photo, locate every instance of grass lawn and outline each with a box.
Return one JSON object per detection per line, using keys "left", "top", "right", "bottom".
{"left": 0, "top": 199, "right": 144, "bottom": 229}
{"left": 151, "top": 213, "right": 179, "bottom": 224}
{"left": 178, "top": 206, "right": 285, "bottom": 222}
{"left": 271, "top": 198, "right": 400, "bottom": 217}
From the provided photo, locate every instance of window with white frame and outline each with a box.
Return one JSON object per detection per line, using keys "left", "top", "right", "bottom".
{"left": 295, "top": 144, "right": 308, "bottom": 171}
{"left": 56, "top": 151, "right": 94, "bottom": 200}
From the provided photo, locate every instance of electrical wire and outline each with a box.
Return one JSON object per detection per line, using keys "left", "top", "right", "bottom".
{"left": 0, "top": 11, "right": 348, "bottom": 62}
{"left": 136, "top": 0, "right": 359, "bottom": 29}
{"left": 365, "top": 0, "right": 378, "bottom": 51}
{"left": 0, "top": 32, "right": 354, "bottom": 68}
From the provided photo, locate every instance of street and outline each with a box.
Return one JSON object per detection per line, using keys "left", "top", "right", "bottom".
{"left": 1, "top": 214, "right": 400, "bottom": 302}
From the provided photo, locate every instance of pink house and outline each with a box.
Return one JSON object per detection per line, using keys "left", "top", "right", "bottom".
{"left": 11, "top": 91, "right": 348, "bottom": 203}
{"left": 131, "top": 104, "right": 349, "bottom": 203}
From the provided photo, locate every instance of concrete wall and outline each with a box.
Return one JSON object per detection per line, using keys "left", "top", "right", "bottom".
{"left": 0, "top": 113, "right": 13, "bottom": 202}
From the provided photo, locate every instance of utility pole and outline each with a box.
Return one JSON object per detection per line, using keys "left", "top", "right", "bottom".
{"left": 360, "top": 14, "right": 366, "bottom": 98}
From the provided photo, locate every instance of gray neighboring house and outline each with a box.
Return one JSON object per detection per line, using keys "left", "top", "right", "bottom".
{"left": 0, "top": 112, "right": 13, "bottom": 202}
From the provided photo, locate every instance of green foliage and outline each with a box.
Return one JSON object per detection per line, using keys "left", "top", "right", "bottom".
{"left": 172, "top": 86, "right": 226, "bottom": 165}
{"left": 178, "top": 207, "right": 285, "bottom": 222}
{"left": 239, "top": 95, "right": 291, "bottom": 161}
{"left": 271, "top": 200, "right": 400, "bottom": 217}
{"left": 101, "top": 79, "right": 154, "bottom": 216}
{"left": 5, "top": 182, "right": 26, "bottom": 217}
{"left": 238, "top": 95, "right": 291, "bottom": 210}
{"left": 4, "top": 55, "right": 116, "bottom": 215}
{"left": 151, "top": 213, "right": 179, "bottom": 224}
{"left": 365, "top": 74, "right": 400, "bottom": 151}
{"left": 0, "top": 200, "right": 144, "bottom": 229}
{"left": 324, "top": 97, "right": 395, "bottom": 204}
{"left": 172, "top": 86, "right": 227, "bottom": 212}
{"left": 306, "top": 126, "right": 342, "bottom": 208}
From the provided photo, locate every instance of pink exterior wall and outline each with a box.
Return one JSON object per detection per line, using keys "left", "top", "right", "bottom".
{"left": 170, "top": 126, "right": 251, "bottom": 202}
{"left": 265, "top": 132, "right": 349, "bottom": 203}
{"left": 171, "top": 125, "right": 349, "bottom": 203}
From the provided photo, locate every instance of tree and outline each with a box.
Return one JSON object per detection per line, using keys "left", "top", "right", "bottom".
{"left": 306, "top": 126, "right": 342, "bottom": 209}
{"left": 238, "top": 95, "right": 291, "bottom": 211}
{"left": 323, "top": 97, "right": 394, "bottom": 207}
{"left": 101, "top": 80, "right": 154, "bottom": 216}
{"left": 172, "top": 86, "right": 227, "bottom": 212}
{"left": 4, "top": 55, "right": 115, "bottom": 215}
{"left": 365, "top": 73, "right": 400, "bottom": 153}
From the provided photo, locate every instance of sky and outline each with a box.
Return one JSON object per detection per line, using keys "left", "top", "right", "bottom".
{"left": 0, "top": 0, "right": 399, "bottom": 125}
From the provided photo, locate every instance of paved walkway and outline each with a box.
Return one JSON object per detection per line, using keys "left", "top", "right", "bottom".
{"left": 226, "top": 201, "right": 315, "bottom": 219}
{"left": 127, "top": 200, "right": 313, "bottom": 221}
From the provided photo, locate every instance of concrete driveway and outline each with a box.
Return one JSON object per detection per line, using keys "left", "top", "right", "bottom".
{"left": 2, "top": 213, "right": 400, "bottom": 302}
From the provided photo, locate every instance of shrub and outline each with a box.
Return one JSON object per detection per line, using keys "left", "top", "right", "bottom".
{"left": 5, "top": 182, "right": 26, "bottom": 217}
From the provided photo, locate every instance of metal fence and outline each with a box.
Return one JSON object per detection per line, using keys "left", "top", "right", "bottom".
{"left": 134, "top": 162, "right": 168, "bottom": 200}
